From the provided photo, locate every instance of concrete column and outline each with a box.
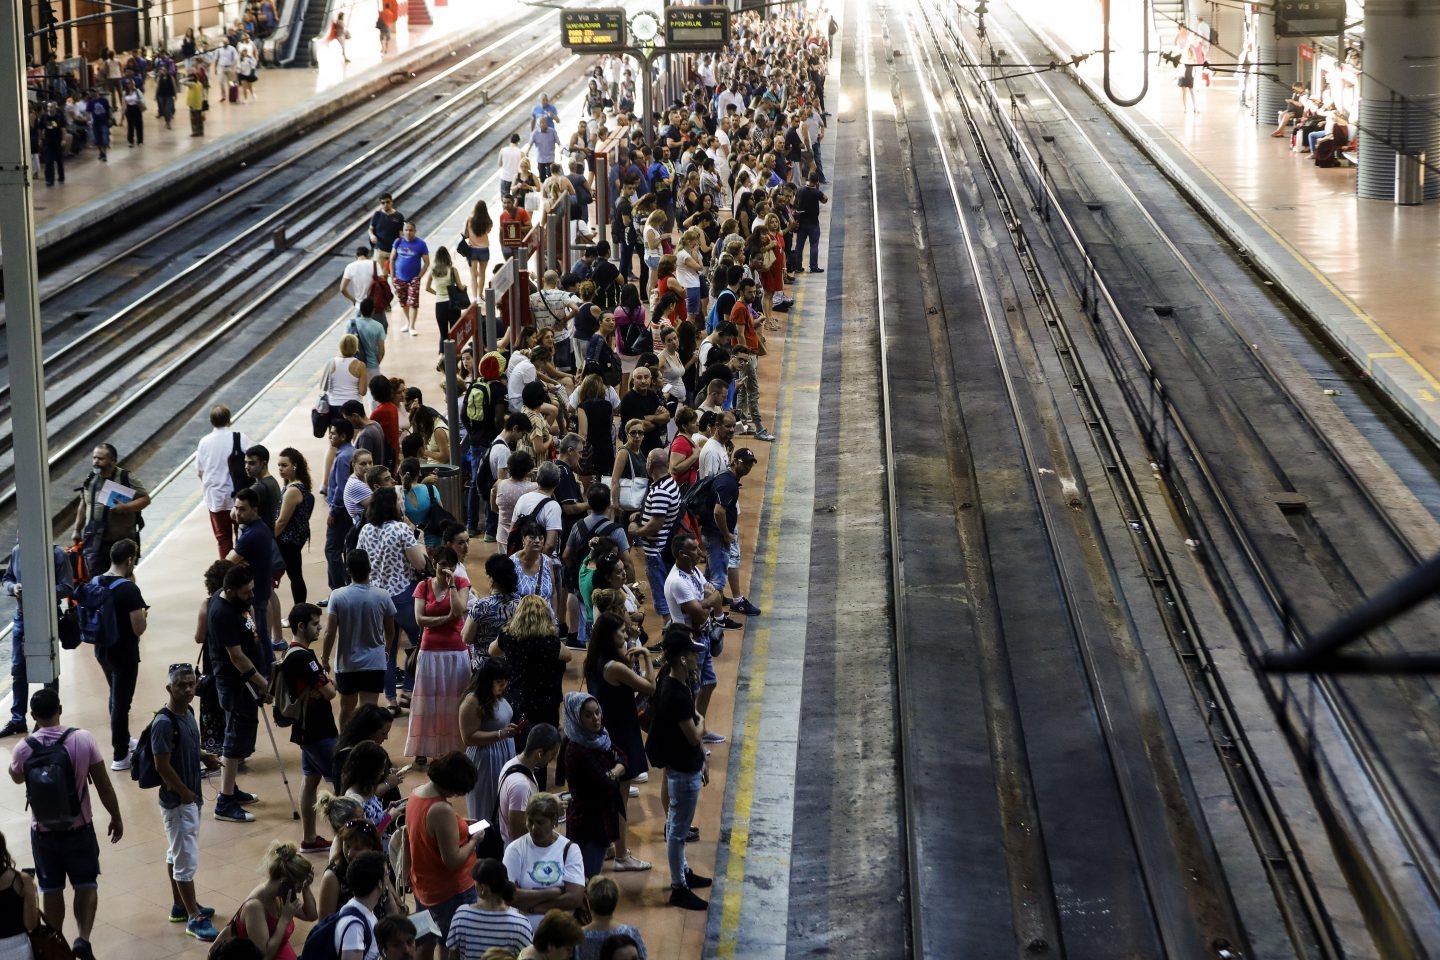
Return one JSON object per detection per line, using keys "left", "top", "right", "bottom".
{"left": 1359, "top": 0, "right": 1440, "bottom": 200}
{"left": 1254, "top": 7, "right": 1299, "bottom": 127}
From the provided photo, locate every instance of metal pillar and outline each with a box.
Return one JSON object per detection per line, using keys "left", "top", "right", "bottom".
{"left": 595, "top": 154, "right": 610, "bottom": 229}
{"left": 484, "top": 288, "right": 497, "bottom": 351}
{"left": 0, "top": 3, "right": 60, "bottom": 686}
{"left": 442, "top": 339, "right": 461, "bottom": 459}
{"left": 1359, "top": 0, "right": 1440, "bottom": 202}
{"left": 1254, "top": 8, "right": 1299, "bottom": 128}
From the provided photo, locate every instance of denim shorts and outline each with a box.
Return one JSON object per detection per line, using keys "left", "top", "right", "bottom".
{"left": 300, "top": 737, "right": 338, "bottom": 782}
{"left": 32, "top": 823, "right": 100, "bottom": 893}
{"left": 417, "top": 886, "right": 478, "bottom": 940}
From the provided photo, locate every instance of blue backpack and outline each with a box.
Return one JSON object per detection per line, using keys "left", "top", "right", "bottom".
{"left": 298, "top": 903, "right": 372, "bottom": 960}
{"left": 76, "top": 577, "right": 124, "bottom": 648}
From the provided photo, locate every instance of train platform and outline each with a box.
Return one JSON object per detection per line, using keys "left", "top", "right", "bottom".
{"left": 22, "top": 1, "right": 507, "bottom": 259}
{"left": 1018, "top": 0, "right": 1440, "bottom": 447}
{"left": 0, "top": 55, "right": 840, "bottom": 960}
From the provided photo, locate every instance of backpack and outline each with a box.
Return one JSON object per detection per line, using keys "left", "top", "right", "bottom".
{"left": 476, "top": 763, "right": 537, "bottom": 861}
{"left": 345, "top": 317, "right": 375, "bottom": 368}
{"left": 505, "top": 496, "right": 555, "bottom": 555}
{"left": 463, "top": 379, "right": 502, "bottom": 448}
{"left": 267, "top": 646, "right": 309, "bottom": 728}
{"left": 474, "top": 436, "right": 509, "bottom": 499}
{"left": 76, "top": 576, "right": 125, "bottom": 648}
{"left": 226, "top": 432, "right": 249, "bottom": 496}
{"left": 616, "top": 307, "right": 650, "bottom": 356}
{"left": 662, "top": 474, "right": 722, "bottom": 566}
{"left": 298, "top": 903, "right": 372, "bottom": 960}
{"left": 563, "top": 515, "right": 620, "bottom": 589}
{"left": 706, "top": 289, "right": 736, "bottom": 335}
{"left": 130, "top": 707, "right": 177, "bottom": 789}
{"left": 23, "top": 729, "right": 81, "bottom": 830}
{"left": 367, "top": 263, "right": 393, "bottom": 313}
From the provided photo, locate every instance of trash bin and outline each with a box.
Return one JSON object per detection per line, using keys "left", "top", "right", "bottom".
{"left": 426, "top": 464, "right": 464, "bottom": 524}
{"left": 1396, "top": 151, "right": 1425, "bottom": 205}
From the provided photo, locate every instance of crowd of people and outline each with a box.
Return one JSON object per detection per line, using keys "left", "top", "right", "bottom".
{"left": 0, "top": 7, "right": 833, "bottom": 960}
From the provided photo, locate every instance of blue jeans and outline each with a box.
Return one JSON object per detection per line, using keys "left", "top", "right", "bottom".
{"left": 665, "top": 768, "right": 703, "bottom": 887}
{"left": 580, "top": 838, "right": 609, "bottom": 878}
{"left": 794, "top": 222, "right": 822, "bottom": 271}
{"left": 417, "top": 886, "right": 477, "bottom": 939}
{"left": 464, "top": 445, "right": 485, "bottom": 532}
{"left": 10, "top": 626, "right": 57, "bottom": 724}
{"left": 645, "top": 552, "right": 671, "bottom": 619}
{"left": 384, "top": 587, "right": 420, "bottom": 701}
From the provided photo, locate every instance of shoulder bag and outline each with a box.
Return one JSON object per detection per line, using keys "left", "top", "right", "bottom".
{"left": 311, "top": 365, "right": 333, "bottom": 439}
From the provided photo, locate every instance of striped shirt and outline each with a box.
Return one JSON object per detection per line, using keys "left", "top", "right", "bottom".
{"left": 446, "top": 904, "right": 533, "bottom": 958}
{"left": 639, "top": 477, "right": 682, "bottom": 558}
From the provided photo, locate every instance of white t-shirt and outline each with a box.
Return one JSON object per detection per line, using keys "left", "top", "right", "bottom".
{"left": 507, "top": 355, "right": 537, "bottom": 411}
{"left": 676, "top": 249, "right": 703, "bottom": 289}
{"left": 500, "top": 144, "right": 523, "bottom": 182}
{"left": 511, "top": 490, "right": 563, "bottom": 534}
{"left": 496, "top": 755, "right": 537, "bottom": 846}
{"left": 334, "top": 899, "right": 379, "bottom": 960}
{"left": 698, "top": 436, "right": 730, "bottom": 478}
{"left": 664, "top": 564, "right": 708, "bottom": 626}
{"left": 341, "top": 258, "right": 377, "bottom": 304}
{"left": 502, "top": 834, "right": 586, "bottom": 931}
{"left": 195, "top": 426, "right": 250, "bottom": 512}
{"left": 567, "top": 384, "right": 620, "bottom": 410}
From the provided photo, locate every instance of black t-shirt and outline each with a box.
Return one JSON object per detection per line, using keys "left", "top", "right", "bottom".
{"left": 646, "top": 675, "right": 704, "bottom": 773}
{"left": 279, "top": 645, "right": 338, "bottom": 745}
{"left": 251, "top": 475, "right": 282, "bottom": 529}
{"left": 98, "top": 575, "right": 147, "bottom": 659}
{"left": 703, "top": 470, "right": 740, "bottom": 534}
{"left": 234, "top": 523, "right": 275, "bottom": 602}
{"left": 795, "top": 186, "right": 825, "bottom": 225}
{"left": 618, "top": 390, "right": 664, "bottom": 455}
{"left": 573, "top": 302, "right": 601, "bottom": 343}
{"left": 207, "top": 592, "right": 258, "bottom": 685}
{"left": 784, "top": 126, "right": 804, "bottom": 161}
{"left": 369, "top": 209, "right": 405, "bottom": 252}
{"left": 554, "top": 462, "right": 584, "bottom": 543}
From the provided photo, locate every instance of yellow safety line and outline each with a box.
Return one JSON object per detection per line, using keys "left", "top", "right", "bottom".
{"left": 1153, "top": 123, "right": 1440, "bottom": 397}
{"left": 716, "top": 280, "right": 811, "bottom": 957}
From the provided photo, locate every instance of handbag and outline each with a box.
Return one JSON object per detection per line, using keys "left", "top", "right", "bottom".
{"left": 311, "top": 367, "right": 333, "bottom": 438}
{"left": 617, "top": 476, "right": 648, "bottom": 512}
{"left": 456, "top": 235, "right": 472, "bottom": 258}
{"left": 446, "top": 276, "right": 471, "bottom": 310}
{"left": 29, "top": 922, "right": 74, "bottom": 960}
{"left": 58, "top": 605, "right": 81, "bottom": 650}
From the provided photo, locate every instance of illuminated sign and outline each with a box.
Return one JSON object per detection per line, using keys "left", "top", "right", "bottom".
{"left": 1276, "top": 0, "right": 1346, "bottom": 37}
{"left": 664, "top": 6, "right": 730, "bottom": 51}
{"left": 560, "top": 9, "right": 627, "bottom": 53}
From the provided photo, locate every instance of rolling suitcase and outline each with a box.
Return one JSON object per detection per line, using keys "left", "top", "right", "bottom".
{"left": 228, "top": 81, "right": 239, "bottom": 103}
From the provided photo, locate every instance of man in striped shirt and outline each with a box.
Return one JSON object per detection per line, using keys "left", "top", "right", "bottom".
{"left": 629, "top": 449, "right": 682, "bottom": 623}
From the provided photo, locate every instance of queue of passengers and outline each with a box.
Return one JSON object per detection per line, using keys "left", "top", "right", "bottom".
{"left": 0, "top": 6, "right": 832, "bottom": 960}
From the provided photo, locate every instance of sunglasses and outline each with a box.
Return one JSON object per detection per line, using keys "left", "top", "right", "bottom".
{"left": 628, "top": 430, "right": 644, "bottom": 437}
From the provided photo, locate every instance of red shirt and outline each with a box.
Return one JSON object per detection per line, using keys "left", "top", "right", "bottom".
{"left": 499, "top": 209, "right": 531, "bottom": 247}
{"left": 371, "top": 402, "right": 399, "bottom": 464}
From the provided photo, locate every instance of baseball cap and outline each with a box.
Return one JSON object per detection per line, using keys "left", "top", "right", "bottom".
{"left": 659, "top": 623, "right": 705, "bottom": 656}
{"left": 733, "top": 447, "right": 758, "bottom": 465}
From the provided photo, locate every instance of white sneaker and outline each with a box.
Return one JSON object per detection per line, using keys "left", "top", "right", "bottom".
{"left": 628, "top": 786, "right": 640, "bottom": 798}
{"left": 110, "top": 756, "right": 131, "bottom": 771}
{"left": 398, "top": 323, "right": 411, "bottom": 333}
{"left": 632, "top": 771, "right": 649, "bottom": 784}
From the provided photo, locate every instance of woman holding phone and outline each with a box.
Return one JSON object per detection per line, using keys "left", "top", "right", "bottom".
{"left": 408, "top": 547, "right": 472, "bottom": 764}
{"left": 408, "top": 752, "right": 481, "bottom": 959}
{"left": 234, "top": 842, "right": 318, "bottom": 960}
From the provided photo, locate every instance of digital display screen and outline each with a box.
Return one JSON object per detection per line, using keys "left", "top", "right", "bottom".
{"left": 665, "top": 7, "right": 730, "bottom": 51}
{"left": 561, "top": 9, "right": 627, "bottom": 52}
{"left": 1276, "top": 0, "right": 1346, "bottom": 37}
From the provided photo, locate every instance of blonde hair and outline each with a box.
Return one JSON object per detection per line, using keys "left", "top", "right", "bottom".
{"left": 525, "top": 791, "right": 564, "bottom": 822}
{"left": 591, "top": 587, "right": 626, "bottom": 618}
{"left": 623, "top": 418, "right": 645, "bottom": 439}
{"left": 339, "top": 333, "right": 360, "bottom": 358}
{"left": 645, "top": 208, "right": 669, "bottom": 231}
{"left": 314, "top": 791, "right": 363, "bottom": 831}
{"left": 506, "top": 595, "right": 557, "bottom": 639}
{"left": 586, "top": 875, "right": 620, "bottom": 917}
{"left": 263, "top": 841, "right": 314, "bottom": 887}
{"left": 680, "top": 226, "right": 703, "bottom": 250}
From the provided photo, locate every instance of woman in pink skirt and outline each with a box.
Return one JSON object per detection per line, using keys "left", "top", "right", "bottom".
{"left": 407, "top": 546, "right": 472, "bottom": 763}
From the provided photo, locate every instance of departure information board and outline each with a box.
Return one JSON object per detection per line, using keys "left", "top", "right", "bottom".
{"left": 560, "top": 9, "right": 627, "bottom": 53}
{"left": 664, "top": 6, "right": 730, "bottom": 51}
{"left": 1275, "top": 0, "right": 1346, "bottom": 37}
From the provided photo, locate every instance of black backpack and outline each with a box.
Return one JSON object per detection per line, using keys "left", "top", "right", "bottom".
{"left": 130, "top": 707, "right": 178, "bottom": 789}
{"left": 226, "top": 433, "right": 249, "bottom": 496}
{"left": 563, "top": 514, "right": 620, "bottom": 589}
{"left": 505, "top": 497, "right": 555, "bottom": 555}
{"left": 476, "top": 763, "right": 537, "bottom": 861}
{"left": 463, "top": 379, "right": 503, "bottom": 449}
{"left": 298, "top": 902, "right": 372, "bottom": 960}
{"left": 23, "top": 729, "right": 82, "bottom": 830}
{"left": 474, "top": 437, "right": 509, "bottom": 498}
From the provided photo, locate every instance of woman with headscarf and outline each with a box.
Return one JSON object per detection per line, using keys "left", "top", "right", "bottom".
{"left": 561, "top": 692, "right": 642, "bottom": 878}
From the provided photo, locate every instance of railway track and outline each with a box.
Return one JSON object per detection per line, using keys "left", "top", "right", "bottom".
{"left": 0, "top": 5, "right": 595, "bottom": 544}
{"left": 860, "top": 0, "right": 1256, "bottom": 955}
{"left": 871, "top": 0, "right": 1440, "bottom": 954}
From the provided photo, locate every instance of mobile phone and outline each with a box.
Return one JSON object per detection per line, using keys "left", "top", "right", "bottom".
{"left": 394, "top": 763, "right": 415, "bottom": 777}
{"left": 467, "top": 819, "right": 490, "bottom": 837}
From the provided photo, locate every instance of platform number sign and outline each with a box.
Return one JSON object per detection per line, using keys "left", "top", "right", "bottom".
{"left": 560, "top": 9, "right": 627, "bottom": 53}
{"left": 1276, "top": 0, "right": 1346, "bottom": 37}
{"left": 664, "top": 6, "right": 731, "bottom": 51}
